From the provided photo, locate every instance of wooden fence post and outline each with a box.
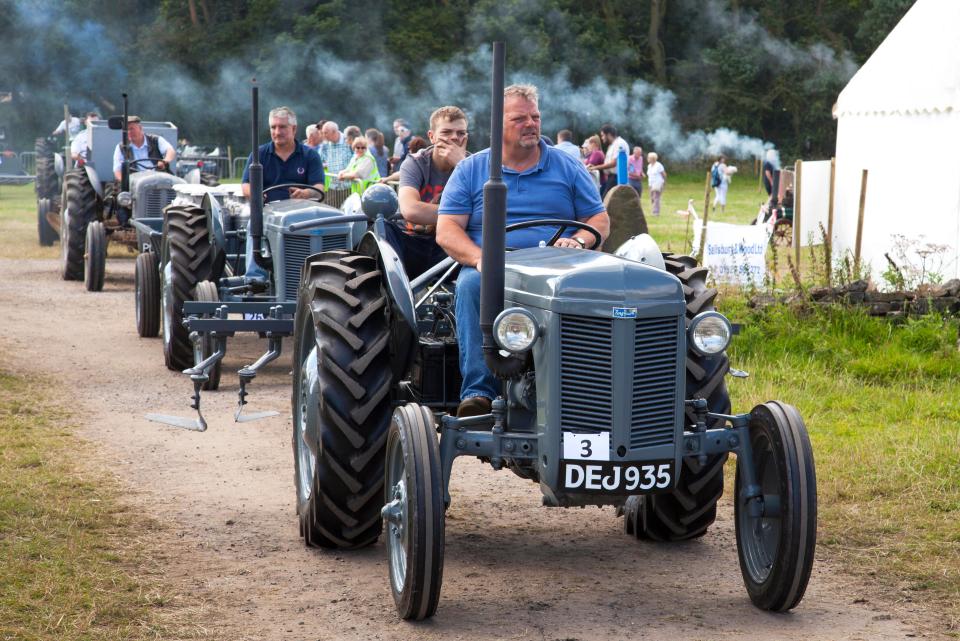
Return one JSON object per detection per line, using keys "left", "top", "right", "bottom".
{"left": 698, "top": 170, "right": 712, "bottom": 259}
{"left": 794, "top": 159, "right": 802, "bottom": 275}
{"left": 854, "top": 169, "right": 868, "bottom": 274}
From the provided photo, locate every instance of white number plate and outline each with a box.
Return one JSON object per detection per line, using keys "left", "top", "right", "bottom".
{"left": 561, "top": 461, "right": 674, "bottom": 494}
{"left": 562, "top": 431, "right": 609, "bottom": 461}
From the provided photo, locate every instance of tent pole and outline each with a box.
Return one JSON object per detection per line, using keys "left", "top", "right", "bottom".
{"left": 827, "top": 157, "right": 836, "bottom": 283}
{"left": 855, "top": 169, "right": 868, "bottom": 275}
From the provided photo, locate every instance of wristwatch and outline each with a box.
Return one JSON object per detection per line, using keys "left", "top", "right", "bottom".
{"left": 573, "top": 236, "right": 586, "bottom": 248}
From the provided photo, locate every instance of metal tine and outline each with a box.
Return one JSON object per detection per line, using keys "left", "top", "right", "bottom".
{"left": 145, "top": 412, "right": 208, "bottom": 432}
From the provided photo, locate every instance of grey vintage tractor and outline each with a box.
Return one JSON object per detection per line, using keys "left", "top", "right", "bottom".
{"left": 289, "top": 43, "right": 817, "bottom": 620}
{"left": 146, "top": 86, "right": 365, "bottom": 431}
{"left": 59, "top": 99, "right": 186, "bottom": 292}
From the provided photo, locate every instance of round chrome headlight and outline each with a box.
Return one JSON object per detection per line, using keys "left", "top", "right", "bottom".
{"left": 117, "top": 191, "right": 133, "bottom": 208}
{"left": 688, "top": 311, "right": 732, "bottom": 356}
{"left": 493, "top": 308, "right": 539, "bottom": 353}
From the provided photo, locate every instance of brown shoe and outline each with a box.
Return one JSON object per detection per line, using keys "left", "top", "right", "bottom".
{"left": 456, "top": 396, "right": 492, "bottom": 418}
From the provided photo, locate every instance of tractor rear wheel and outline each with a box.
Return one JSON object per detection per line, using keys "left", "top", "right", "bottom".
{"left": 292, "top": 250, "right": 392, "bottom": 549}
{"left": 161, "top": 204, "right": 214, "bottom": 371}
{"left": 84, "top": 220, "right": 106, "bottom": 291}
{"left": 34, "top": 138, "right": 59, "bottom": 200}
{"left": 135, "top": 251, "right": 161, "bottom": 337}
{"left": 37, "top": 197, "right": 58, "bottom": 246}
{"left": 61, "top": 169, "right": 96, "bottom": 281}
{"left": 194, "top": 280, "right": 222, "bottom": 391}
{"left": 623, "top": 253, "right": 731, "bottom": 541}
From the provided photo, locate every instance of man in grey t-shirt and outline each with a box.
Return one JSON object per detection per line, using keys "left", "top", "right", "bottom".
{"left": 384, "top": 105, "right": 470, "bottom": 279}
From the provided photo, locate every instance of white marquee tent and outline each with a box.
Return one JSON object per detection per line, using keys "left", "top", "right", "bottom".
{"left": 833, "top": 0, "right": 960, "bottom": 285}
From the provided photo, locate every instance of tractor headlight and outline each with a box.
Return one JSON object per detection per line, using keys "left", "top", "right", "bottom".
{"left": 117, "top": 191, "right": 133, "bottom": 208}
{"left": 688, "top": 311, "right": 732, "bottom": 356}
{"left": 493, "top": 308, "right": 539, "bottom": 353}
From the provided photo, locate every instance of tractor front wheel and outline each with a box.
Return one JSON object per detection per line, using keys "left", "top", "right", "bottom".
{"left": 736, "top": 401, "right": 816, "bottom": 612}
{"left": 383, "top": 403, "right": 445, "bottom": 620}
{"left": 135, "top": 252, "right": 161, "bottom": 337}
{"left": 84, "top": 220, "right": 106, "bottom": 291}
{"left": 291, "top": 251, "right": 392, "bottom": 549}
{"left": 193, "top": 280, "right": 222, "bottom": 390}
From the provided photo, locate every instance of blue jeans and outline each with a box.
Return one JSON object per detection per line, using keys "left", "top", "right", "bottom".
{"left": 455, "top": 267, "right": 499, "bottom": 401}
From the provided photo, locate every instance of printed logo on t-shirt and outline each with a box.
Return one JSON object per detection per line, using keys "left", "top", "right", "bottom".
{"left": 297, "top": 167, "right": 305, "bottom": 175}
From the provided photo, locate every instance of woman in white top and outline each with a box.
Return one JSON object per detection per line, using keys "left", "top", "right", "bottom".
{"left": 646, "top": 152, "right": 667, "bottom": 216}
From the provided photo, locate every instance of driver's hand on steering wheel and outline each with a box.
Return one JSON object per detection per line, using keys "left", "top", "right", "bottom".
{"left": 156, "top": 160, "right": 168, "bottom": 171}
{"left": 289, "top": 187, "right": 319, "bottom": 199}
{"left": 554, "top": 236, "right": 585, "bottom": 249}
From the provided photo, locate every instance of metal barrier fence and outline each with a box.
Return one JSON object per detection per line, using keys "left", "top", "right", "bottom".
{"left": 19, "top": 151, "right": 36, "bottom": 175}
{"left": 233, "top": 157, "right": 247, "bottom": 179}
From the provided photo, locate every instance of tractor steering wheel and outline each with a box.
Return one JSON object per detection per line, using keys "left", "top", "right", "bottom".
{"left": 503, "top": 218, "right": 603, "bottom": 250}
{"left": 262, "top": 182, "right": 325, "bottom": 203}
{"left": 127, "top": 157, "right": 169, "bottom": 173}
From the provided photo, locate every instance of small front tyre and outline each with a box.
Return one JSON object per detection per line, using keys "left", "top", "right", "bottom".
{"left": 84, "top": 220, "right": 106, "bottom": 291}
{"left": 382, "top": 403, "right": 445, "bottom": 620}
{"left": 193, "top": 280, "right": 222, "bottom": 390}
{"left": 135, "top": 252, "right": 161, "bottom": 337}
{"left": 735, "top": 401, "right": 817, "bottom": 612}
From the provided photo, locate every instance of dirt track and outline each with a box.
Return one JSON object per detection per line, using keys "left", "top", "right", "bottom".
{"left": 0, "top": 255, "right": 942, "bottom": 641}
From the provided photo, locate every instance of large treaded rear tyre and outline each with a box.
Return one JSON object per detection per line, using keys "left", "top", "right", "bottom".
{"left": 135, "top": 251, "right": 161, "bottom": 337}
{"left": 61, "top": 169, "right": 97, "bottom": 281}
{"left": 34, "top": 138, "right": 59, "bottom": 200}
{"left": 37, "top": 197, "right": 58, "bottom": 246}
{"left": 623, "top": 253, "right": 731, "bottom": 541}
{"left": 161, "top": 204, "right": 214, "bottom": 371}
{"left": 292, "top": 250, "right": 392, "bottom": 549}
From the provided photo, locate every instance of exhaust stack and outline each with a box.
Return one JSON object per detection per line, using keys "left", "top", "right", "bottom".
{"left": 248, "top": 84, "right": 271, "bottom": 271}
{"left": 480, "top": 42, "right": 525, "bottom": 378}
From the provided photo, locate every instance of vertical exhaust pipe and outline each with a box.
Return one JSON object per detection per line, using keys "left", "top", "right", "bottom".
{"left": 120, "top": 93, "right": 129, "bottom": 192}
{"left": 480, "top": 42, "right": 525, "bottom": 378}
{"left": 248, "top": 83, "right": 270, "bottom": 270}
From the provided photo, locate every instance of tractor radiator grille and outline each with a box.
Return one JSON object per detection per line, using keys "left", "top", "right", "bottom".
{"left": 559, "top": 313, "right": 680, "bottom": 449}
{"left": 146, "top": 188, "right": 177, "bottom": 217}
{"left": 283, "top": 234, "right": 349, "bottom": 301}
{"left": 630, "top": 316, "right": 680, "bottom": 448}
{"left": 559, "top": 315, "right": 614, "bottom": 431}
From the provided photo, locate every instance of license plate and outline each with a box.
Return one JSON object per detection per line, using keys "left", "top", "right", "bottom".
{"left": 560, "top": 460, "right": 674, "bottom": 494}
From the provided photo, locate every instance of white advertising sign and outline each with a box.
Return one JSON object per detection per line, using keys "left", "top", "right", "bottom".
{"left": 703, "top": 222, "right": 770, "bottom": 287}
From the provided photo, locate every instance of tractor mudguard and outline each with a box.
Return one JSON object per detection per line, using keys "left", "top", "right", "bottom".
{"left": 83, "top": 163, "right": 104, "bottom": 199}
{"left": 201, "top": 190, "right": 226, "bottom": 252}
{"left": 358, "top": 231, "right": 416, "bottom": 335}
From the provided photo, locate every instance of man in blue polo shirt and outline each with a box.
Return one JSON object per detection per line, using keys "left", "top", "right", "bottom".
{"left": 242, "top": 106, "right": 324, "bottom": 203}
{"left": 437, "top": 84, "right": 610, "bottom": 417}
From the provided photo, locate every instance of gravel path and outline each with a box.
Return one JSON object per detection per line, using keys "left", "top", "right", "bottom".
{"left": 0, "top": 255, "right": 940, "bottom": 640}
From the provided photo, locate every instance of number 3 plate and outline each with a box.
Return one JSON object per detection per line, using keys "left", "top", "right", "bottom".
{"left": 561, "top": 460, "right": 673, "bottom": 494}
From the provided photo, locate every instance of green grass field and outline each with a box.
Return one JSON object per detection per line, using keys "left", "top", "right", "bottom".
{"left": 0, "top": 175, "right": 957, "bottom": 631}
{"left": 0, "top": 371, "right": 203, "bottom": 640}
